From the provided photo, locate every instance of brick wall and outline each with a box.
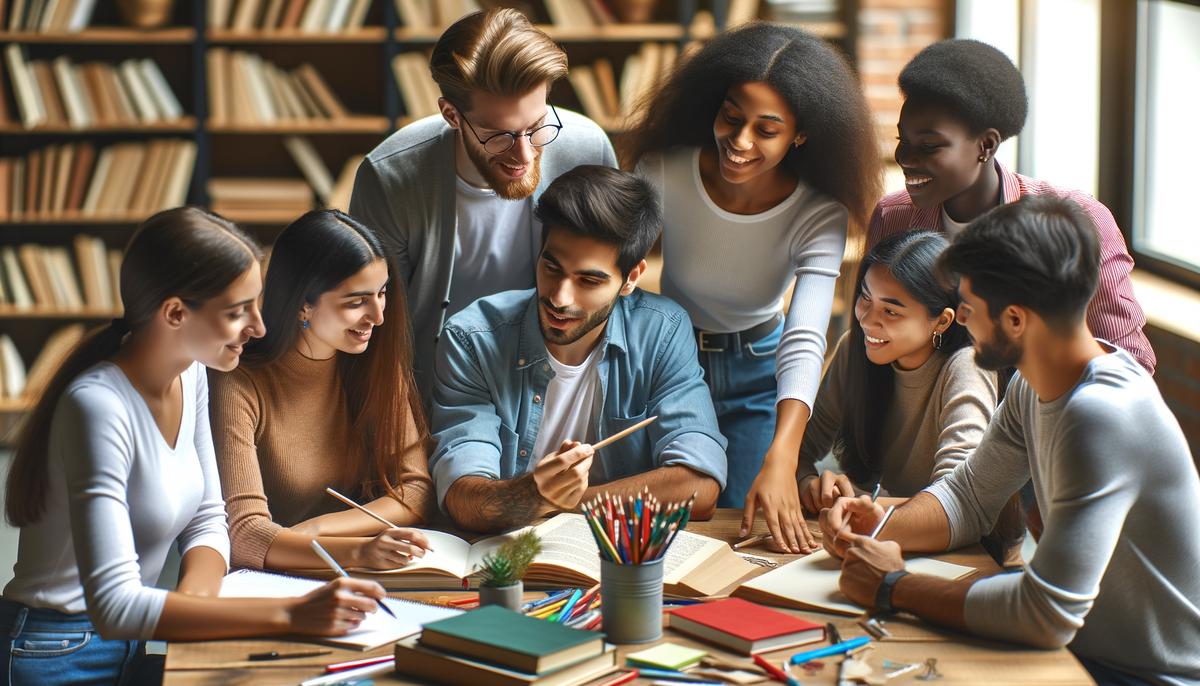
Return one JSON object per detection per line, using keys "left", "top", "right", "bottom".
{"left": 1146, "top": 326, "right": 1200, "bottom": 459}
{"left": 856, "top": 0, "right": 951, "bottom": 158}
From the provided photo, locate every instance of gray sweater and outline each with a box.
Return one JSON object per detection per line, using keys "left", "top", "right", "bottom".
{"left": 348, "top": 111, "right": 617, "bottom": 401}
{"left": 927, "top": 344, "right": 1200, "bottom": 684}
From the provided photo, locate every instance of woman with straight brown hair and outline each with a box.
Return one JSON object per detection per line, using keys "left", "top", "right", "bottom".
{"left": 1, "top": 208, "right": 392, "bottom": 686}
{"left": 212, "top": 209, "right": 436, "bottom": 574}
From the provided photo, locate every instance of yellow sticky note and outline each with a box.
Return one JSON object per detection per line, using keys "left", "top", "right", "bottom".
{"left": 626, "top": 643, "right": 707, "bottom": 670}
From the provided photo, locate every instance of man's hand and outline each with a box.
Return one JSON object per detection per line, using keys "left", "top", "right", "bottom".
{"left": 819, "top": 495, "right": 886, "bottom": 558}
{"left": 839, "top": 536, "right": 905, "bottom": 608}
{"left": 800, "top": 470, "right": 857, "bottom": 514}
{"left": 532, "top": 440, "right": 594, "bottom": 512}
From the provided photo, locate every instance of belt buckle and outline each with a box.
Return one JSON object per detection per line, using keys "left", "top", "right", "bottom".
{"left": 698, "top": 331, "right": 725, "bottom": 353}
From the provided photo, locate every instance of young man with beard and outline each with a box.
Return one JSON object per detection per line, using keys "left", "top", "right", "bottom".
{"left": 349, "top": 9, "right": 617, "bottom": 401}
{"left": 428, "top": 166, "right": 727, "bottom": 534}
{"left": 821, "top": 196, "right": 1200, "bottom": 686}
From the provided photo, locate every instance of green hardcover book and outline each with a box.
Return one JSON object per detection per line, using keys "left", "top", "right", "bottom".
{"left": 418, "top": 605, "right": 605, "bottom": 674}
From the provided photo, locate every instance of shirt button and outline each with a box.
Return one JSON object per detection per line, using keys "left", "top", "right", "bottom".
{"left": 517, "top": 358, "right": 526, "bottom": 366}
{"left": 519, "top": 449, "right": 527, "bottom": 457}
{"left": 533, "top": 394, "right": 542, "bottom": 404}
{"left": 543, "top": 363, "right": 550, "bottom": 371}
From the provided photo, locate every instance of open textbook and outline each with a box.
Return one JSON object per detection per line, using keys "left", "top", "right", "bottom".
{"left": 299, "top": 513, "right": 758, "bottom": 597}
{"left": 218, "top": 569, "right": 462, "bottom": 650}
{"left": 733, "top": 550, "right": 976, "bottom": 615}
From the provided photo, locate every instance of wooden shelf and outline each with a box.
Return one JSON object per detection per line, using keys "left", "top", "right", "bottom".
{"left": 218, "top": 209, "right": 312, "bottom": 224}
{"left": 0, "top": 399, "right": 31, "bottom": 413}
{"left": 0, "top": 117, "right": 197, "bottom": 135}
{"left": 0, "top": 307, "right": 121, "bottom": 319}
{"left": 396, "top": 23, "right": 685, "bottom": 43}
{"left": 207, "top": 28, "right": 387, "bottom": 44}
{"left": 0, "top": 28, "right": 196, "bottom": 43}
{"left": 0, "top": 213, "right": 148, "bottom": 225}
{"left": 208, "top": 116, "right": 390, "bottom": 134}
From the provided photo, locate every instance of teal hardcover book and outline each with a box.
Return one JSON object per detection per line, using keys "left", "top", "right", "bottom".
{"left": 418, "top": 605, "right": 605, "bottom": 673}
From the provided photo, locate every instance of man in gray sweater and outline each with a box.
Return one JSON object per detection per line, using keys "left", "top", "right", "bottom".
{"left": 349, "top": 9, "right": 617, "bottom": 400}
{"left": 821, "top": 195, "right": 1200, "bottom": 686}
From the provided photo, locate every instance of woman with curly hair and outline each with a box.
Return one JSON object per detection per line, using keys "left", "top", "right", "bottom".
{"left": 623, "top": 22, "right": 882, "bottom": 553}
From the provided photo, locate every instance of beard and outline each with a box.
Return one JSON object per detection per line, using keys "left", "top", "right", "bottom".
{"left": 973, "top": 324, "right": 1023, "bottom": 371}
{"left": 538, "top": 295, "right": 618, "bottom": 347}
{"left": 464, "top": 138, "right": 543, "bottom": 200}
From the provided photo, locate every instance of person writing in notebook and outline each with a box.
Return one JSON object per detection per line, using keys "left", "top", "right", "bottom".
{"left": 349, "top": 8, "right": 617, "bottom": 403}
{"left": 429, "top": 166, "right": 727, "bottom": 534}
{"left": 823, "top": 196, "right": 1200, "bottom": 686}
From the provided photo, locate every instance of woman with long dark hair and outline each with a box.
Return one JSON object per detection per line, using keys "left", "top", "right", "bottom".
{"left": 1, "top": 208, "right": 391, "bottom": 686}
{"left": 623, "top": 22, "right": 883, "bottom": 552}
{"left": 212, "top": 209, "right": 435, "bottom": 573}
{"left": 793, "top": 230, "right": 996, "bottom": 515}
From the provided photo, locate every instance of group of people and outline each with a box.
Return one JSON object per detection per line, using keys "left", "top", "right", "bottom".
{"left": 0, "top": 7, "right": 1195, "bottom": 686}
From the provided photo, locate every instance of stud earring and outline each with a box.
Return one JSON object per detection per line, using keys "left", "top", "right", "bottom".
{"left": 301, "top": 320, "right": 310, "bottom": 330}
{"left": 978, "top": 153, "right": 989, "bottom": 163}
{"left": 932, "top": 331, "right": 943, "bottom": 350}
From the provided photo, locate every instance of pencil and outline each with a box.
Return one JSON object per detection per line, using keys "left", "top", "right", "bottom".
{"left": 567, "top": 415, "right": 659, "bottom": 469}
{"left": 324, "top": 487, "right": 431, "bottom": 553}
{"left": 308, "top": 539, "right": 398, "bottom": 619}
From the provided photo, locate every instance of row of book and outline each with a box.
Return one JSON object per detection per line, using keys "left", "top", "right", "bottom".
{"left": 0, "top": 236, "right": 119, "bottom": 311}
{"left": 209, "top": 137, "right": 360, "bottom": 215}
{"left": 544, "top": 0, "right": 618, "bottom": 29}
{"left": 2, "top": 0, "right": 96, "bottom": 33}
{"left": 206, "top": 48, "right": 351, "bottom": 126}
{"left": 392, "top": 51, "right": 439, "bottom": 120}
{"left": 208, "top": 0, "right": 375, "bottom": 33}
{"left": 0, "top": 326, "right": 87, "bottom": 402}
{"left": 392, "top": 0, "right": 479, "bottom": 32}
{"left": 0, "top": 139, "right": 197, "bottom": 220}
{"left": 3, "top": 46, "right": 185, "bottom": 130}
{"left": 568, "top": 42, "right": 678, "bottom": 130}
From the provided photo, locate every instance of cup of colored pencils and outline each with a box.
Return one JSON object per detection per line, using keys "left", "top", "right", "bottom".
{"left": 583, "top": 489, "right": 694, "bottom": 644}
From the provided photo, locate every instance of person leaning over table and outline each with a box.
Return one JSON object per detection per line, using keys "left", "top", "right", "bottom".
{"left": 428, "top": 165, "right": 728, "bottom": 534}
{"left": 823, "top": 196, "right": 1200, "bottom": 686}
{"left": 348, "top": 7, "right": 618, "bottom": 405}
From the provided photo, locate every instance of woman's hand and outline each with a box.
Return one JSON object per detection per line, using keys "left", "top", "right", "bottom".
{"left": 740, "top": 461, "right": 818, "bottom": 554}
{"left": 799, "top": 470, "right": 857, "bottom": 514}
{"left": 286, "top": 577, "right": 387, "bottom": 636}
{"left": 351, "top": 528, "right": 431, "bottom": 570}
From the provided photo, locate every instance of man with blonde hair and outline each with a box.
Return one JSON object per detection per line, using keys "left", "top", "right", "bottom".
{"left": 350, "top": 9, "right": 617, "bottom": 400}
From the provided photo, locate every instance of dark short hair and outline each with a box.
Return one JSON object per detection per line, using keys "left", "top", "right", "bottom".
{"left": 536, "top": 165, "right": 662, "bottom": 278}
{"left": 900, "top": 39, "right": 1027, "bottom": 140}
{"left": 938, "top": 195, "right": 1100, "bottom": 332}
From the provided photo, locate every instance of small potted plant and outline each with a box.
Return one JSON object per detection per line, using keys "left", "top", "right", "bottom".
{"left": 476, "top": 531, "right": 542, "bottom": 611}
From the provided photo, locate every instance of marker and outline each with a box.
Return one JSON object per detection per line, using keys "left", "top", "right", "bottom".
{"left": 752, "top": 654, "right": 803, "bottom": 686}
{"left": 788, "top": 636, "right": 871, "bottom": 665}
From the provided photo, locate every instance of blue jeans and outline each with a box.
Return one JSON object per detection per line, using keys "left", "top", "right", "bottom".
{"left": 699, "top": 321, "right": 782, "bottom": 508}
{"left": 0, "top": 599, "right": 146, "bottom": 686}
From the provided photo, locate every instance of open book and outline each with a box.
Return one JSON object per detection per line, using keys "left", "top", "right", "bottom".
{"left": 301, "top": 514, "right": 758, "bottom": 597}
{"left": 733, "top": 550, "right": 975, "bottom": 616}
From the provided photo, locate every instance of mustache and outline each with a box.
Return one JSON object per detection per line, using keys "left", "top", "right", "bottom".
{"left": 539, "top": 298, "right": 584, "bottom": 319}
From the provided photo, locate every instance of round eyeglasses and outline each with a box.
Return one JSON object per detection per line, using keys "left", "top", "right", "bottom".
{"left": 458, "top": 104, "right": 563, "bottom": 155}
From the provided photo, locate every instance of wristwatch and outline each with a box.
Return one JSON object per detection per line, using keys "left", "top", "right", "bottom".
{"left": 874, "top": 569, "right": 910, "bottom": 615}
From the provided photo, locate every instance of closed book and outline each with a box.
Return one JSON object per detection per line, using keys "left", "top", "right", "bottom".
{"left": 345, "top": 0, "right": 370, "bottom": 27}
{"left": 294, "top": 63, "right": 346, "bottom": 118}
{"left": 208, "top": 0, "right": 233, "bottom": 29}
{"left": 50, "top": 141, "right": 73, "bottom": 213}
{"left": 101, "top": 63, "right": 139, "bottom": 124}
{"left": 73, "top": 235, "right": 105, "bottom": 309}
{"left": 279, "top": 0, "right": 307, "bottom": 29}
{"left": 23, "top": 324, "right": 86, "bottom": 399}
{"left": 324, "top": 0, "right": 352, "bottom": 29}
{"left": 52, "top": 56, "right": 90, "bottom": 128}
{"left": 24, "top": 149, "right": 40, "bottom": 217}
{"left": 283, "top": 135, "right": 333, "bottom": 204}
{"left": 118, "top": 59, "right": 159, "bottom": 122}
{"left": 106, "top": 249, "right": 121, "bottom": 310}
{"left": 138, "top": 59, "right": 183, "bottom": 120}
{"left": 299, "top": 0, "right": 329, "bottom": 31}
{"left": 66, "top": 0, "right": 96, "bottom": 31}
{"left": 668, "top": 598, "right": 825, "bottom": 655}
{"left": 63, "top": 140, "right": 94, "bottom": 211}
{"left": 0, "top": 334, "right": 26, "bottom": 398}
{"left": 231, "top": 0, "right": 264, "bottom": 32}
{"left": 37, "top": 144, "right": 55, "bottom": 215}
{"left": 1, "top": 247, "right": 34, "bottom": 308}
{"left": 159, "top": 139, "right": 197, "bottom": 209}
{"left": 30, "top": 60, "right": 66, "bottom": 126}
{"left": 5, "top": 44, "right": 45, "bottom": 127}
{"left": 592, "top": 58, "right": 619, "bottom": 120}
{"left": 18, "top": 244, "right": 55, "bottom": 306}
{"left": 261, "top": 0, "right": 287, "bottom": 29}
{"left": 395, "top": 636, "right": 617, "bottom": 686}
{"left": 206, "top": 49, "right": 229, "bottom": 125}
{"left": 418, "top": 606, "right": 604, "bottom": 674}
{"left": 0, "top": 159, "right": 10, "bottom": 219}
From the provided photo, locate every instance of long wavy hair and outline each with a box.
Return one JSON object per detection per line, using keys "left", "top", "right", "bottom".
{"left": 836, "top": 230, "right": 970, "bottom": 485}
{"left": 240, "top": 209, "right": 427, "bottom": 509}
{"left": 621, "top": 22, "right": 882, "bottom": 234}
{"left": 6, "top": 207, "right": 261, "bottom": 526}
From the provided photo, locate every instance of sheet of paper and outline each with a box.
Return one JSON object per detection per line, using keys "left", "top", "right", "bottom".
{"left": 219, "top": 569, "right": 462, "bottom": 649}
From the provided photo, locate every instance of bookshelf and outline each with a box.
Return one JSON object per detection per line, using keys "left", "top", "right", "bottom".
{"left": 0, "top": 0, "right": 855, "bottom": 437}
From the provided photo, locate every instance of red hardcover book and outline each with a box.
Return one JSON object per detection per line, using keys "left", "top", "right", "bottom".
{"left": 668, "top": 598, "right": 825, "bottom": 655}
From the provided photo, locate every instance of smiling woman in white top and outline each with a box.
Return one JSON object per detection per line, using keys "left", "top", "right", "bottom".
{"left": 1, "top": 208, "right": 392, "bottom": 686}
{"left": 624, "top": 22, "right": 883, "bottom": 553}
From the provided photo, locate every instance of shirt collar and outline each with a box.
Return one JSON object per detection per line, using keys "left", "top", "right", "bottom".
{"left": 515, "top": 292, "right": 630, "bottom": 370}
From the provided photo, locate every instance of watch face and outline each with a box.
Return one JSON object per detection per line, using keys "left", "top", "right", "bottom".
{"left": 875, "top": 569, "right": 909, "bottom": 614}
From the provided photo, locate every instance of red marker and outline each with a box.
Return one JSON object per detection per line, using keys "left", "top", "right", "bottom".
{"left": 753, "top": 654, "right": 802, "bottom": 686}
{"left": 323, "top": 655, "right": 394, "bottom": 673}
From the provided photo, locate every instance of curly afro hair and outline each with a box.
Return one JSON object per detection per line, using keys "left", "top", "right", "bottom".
{"left": 899, "top": 39, "right": 1027, "bottom": 140}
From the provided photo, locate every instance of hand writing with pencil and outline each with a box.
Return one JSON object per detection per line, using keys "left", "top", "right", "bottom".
{"left": 532, "top": 440, "right": 595, "bottom": 512}
{"left": 350, "top": 528, "right": 431, "bottom": 569}
{"left": 285, "top": 576, "right": 390, "bottom": 636}
{"left": 838, "top": 536, "right": 905, "bottom": 609}
{"left": 819, "top": 495, "right": 886, "bottom": 558}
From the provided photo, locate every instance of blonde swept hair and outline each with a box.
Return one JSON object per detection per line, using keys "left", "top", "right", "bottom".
{"left": 430, "top": 8, "right": 568, "bottom": 110}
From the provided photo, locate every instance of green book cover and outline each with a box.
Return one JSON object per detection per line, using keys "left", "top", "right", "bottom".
{"left": 419, "top": 606, "right": 604, "bottom": 673}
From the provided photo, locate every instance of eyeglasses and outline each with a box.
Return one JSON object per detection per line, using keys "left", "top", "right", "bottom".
{"left": 457, "top": 103, "right": 563, "bottom": 155}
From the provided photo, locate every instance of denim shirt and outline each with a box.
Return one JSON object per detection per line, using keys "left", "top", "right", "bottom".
{"left": 429, "top": 288, "right": 728, "bottom": 509}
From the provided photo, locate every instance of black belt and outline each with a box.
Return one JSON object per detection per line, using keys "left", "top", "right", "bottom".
{"left": 696, "top": 313, "right": 783, "bottom": 353}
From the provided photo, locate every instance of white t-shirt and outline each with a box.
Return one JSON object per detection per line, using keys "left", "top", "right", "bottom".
{"left": 528, "top": 345, "right": 604, "bottom": 470}
{"left": 450, "top": 176, "right": 539, "bottom": 317}
{"left": 3, "top": 361, "right": 230, "bottom": 640}
{"left": 940, "top": 206, "right": 971, "bottom": 237}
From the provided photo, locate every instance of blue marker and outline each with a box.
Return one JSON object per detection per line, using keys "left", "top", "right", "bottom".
{"left": 633, "top": 668, "right": 722, "bottom": 684}
{"left": 788, "top": 636, "right": 871, "bottom": 665}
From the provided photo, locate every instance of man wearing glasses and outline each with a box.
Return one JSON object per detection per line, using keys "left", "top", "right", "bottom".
{"left": 350, "top": 8, "right": 617, "bottom": 401}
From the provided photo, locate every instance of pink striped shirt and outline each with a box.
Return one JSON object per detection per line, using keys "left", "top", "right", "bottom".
{"left": 867, "top": 162, "right": 1156, "bottom": 374}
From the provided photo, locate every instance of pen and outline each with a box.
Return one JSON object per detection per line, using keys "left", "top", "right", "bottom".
{"left": 324, "top": 654, "right": 394, "bottom": 673}
{"left": 248, "top": 649, "right": 332, "bottom": 661}
{"left": 788, "top": 636, "right": 871, "bottom": 665}
{"left": 594, "top": 669, "right": 640, "bottom": 686}
{"left": 309, "top": 539, "right": 398, "bottom": 619}
{"left": 752, "top": 654, "right": 803, "bottom": 686}
{"left": 634, "top": 668, "right": 722, "bottom": 684}
{"left": 870, "top": 482, "right": 881, "bottom": 502}
{"left": 868, "top": 505, "right": 896, "bottom": 540}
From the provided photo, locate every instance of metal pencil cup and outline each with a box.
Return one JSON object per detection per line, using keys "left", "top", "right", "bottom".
{"left": 599, "top": 556, "right": 663, "bottom": 644}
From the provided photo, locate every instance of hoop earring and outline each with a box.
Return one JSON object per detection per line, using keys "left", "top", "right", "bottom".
{"left": 932, "top": 331, "right": 943, "bottom": 350}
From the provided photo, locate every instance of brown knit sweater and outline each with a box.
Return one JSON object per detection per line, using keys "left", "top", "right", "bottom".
{"left": 209, "top": 347, "right": 434, "bottom": 569}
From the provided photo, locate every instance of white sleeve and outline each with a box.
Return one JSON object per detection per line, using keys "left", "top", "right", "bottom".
{"left": 56, "top": 385, "right": 167, "bottom": 640}
{"left": 176, "top": 365, "right": 230, "bottom": 566}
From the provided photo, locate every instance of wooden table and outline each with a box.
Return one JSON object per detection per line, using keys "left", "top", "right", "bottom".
{"left": 163, "top": 510, "right": 1092, "bottom": 685}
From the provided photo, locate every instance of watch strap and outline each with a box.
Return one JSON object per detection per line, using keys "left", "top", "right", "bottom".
{"left": 875, "top": 569, "right": 910, "bottom": 615}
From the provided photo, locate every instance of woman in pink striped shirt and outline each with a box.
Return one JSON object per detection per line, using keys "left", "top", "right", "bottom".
{"left": 872, "top": 39, "right": 1154, "bottom": 373}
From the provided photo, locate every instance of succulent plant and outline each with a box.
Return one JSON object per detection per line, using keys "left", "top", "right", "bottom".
{"left": 477, "top": 530, "right": 542, "bottom": 588}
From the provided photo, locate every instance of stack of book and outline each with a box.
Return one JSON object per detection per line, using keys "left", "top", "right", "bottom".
{"left": 0, "top": 325, "right": 88, "bottom": 403}
{"left": 0, "top": 236, "right": 120, "bottom": 311}
{"left": 206, "top": 49, "right": 352, "bottom": 126}
{"left": 391, "top": 51, "right": 440, "bottom": 120}
{"left": 394, "top": 606, "right": 618, "bottom": 686}
{"left": 208, "top": 177, "right": 313, "bottom": 218}
{"left": 3, "top": 0, "right": 98, "bottom": 33}
{"left": 0, "top": 139, "right": 197, "bottom": 220}
{"left": 208, "top": 0, "right": 376, "bottom": 33}
{"left": 391, "top": 0, "right": 480, "bottom": 32}
{"left": 4, "top": 47, "right": 186, "bottom": 130}
{"left": 668, "top": 598, "right": 825, "bottom": 655}
{"left": 569, "top": 42, "right": 677, "bottom": 130}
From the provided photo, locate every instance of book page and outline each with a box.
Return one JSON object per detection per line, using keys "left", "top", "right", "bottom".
{"left": 347, "top": 529, "right": 474, "bottom": 578}
{"left": 660, "top": 530, "right": 724, "bottom": 584}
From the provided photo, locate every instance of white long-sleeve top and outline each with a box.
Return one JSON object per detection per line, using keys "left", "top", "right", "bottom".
{"left": 637, "top": 147, "right": 849, "bottom": 408}
{"left": 3, "top": 361, "right": 230, "bottom": 640}
{"left": 926, "top": 345, "right": 1200, "bottom": 684}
